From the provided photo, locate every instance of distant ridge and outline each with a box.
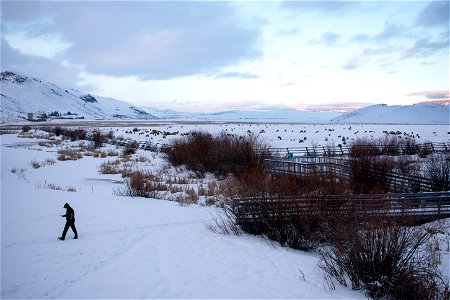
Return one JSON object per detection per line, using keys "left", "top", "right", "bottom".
{"left": 0, "top": 71, "right": 157, "bottom": 123}
{"left": 1, "top": 71, "right": 448, "bottom": 124}
{"left": 331, "top": 103, "right": 449, "bottom": 124}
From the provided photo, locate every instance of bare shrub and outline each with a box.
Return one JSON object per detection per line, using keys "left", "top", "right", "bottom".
{"left": 349, "top": 139, "right": 396, "bottom": 194}
{"left": 90, "top": 131, "right": 105, "bottom": 148}
{"left": 207, "top": 204, "right": 243, "bottom": 235}
{"left": 425, "top": 154, "right": 450, "bottom": 192}
{"left": 418, "top": 142, "right": 434, "bottom": 158}
{"left": 164, "top": 131, "right": 271, "bottom": 178}
{"left": 319, "top": 218, "right": 448, "bottom": 299}
{"left": 379, "top": 136, "right": 401, "bottom": 156}
{"left": 116, "top": 170, "right": 168, "bottom": 198}
{"left": 123, "top": 140, "right": 139, "bottom": 155}
{"left": 403, "top": 138, "right": 419, "bottom": 155}
{"left": 46, "top": 127, "right": 87, "bottom": 141}
{"left": 22, "top": 125, "right": 31, "bottom": 132}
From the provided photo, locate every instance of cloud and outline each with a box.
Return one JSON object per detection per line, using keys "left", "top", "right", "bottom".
{"left": 373, "top": 23, "right": 414, "bottom": 41}
{"left": 282, "top": 1, "right": 361, "bottom": 15}
{"left": 310, "top": 32, "right": 341, "bottom": 47}
{"left": 407, "top": 90, "right": 450, "bottom": 100}
{"left": 214, "top": 71, "right": 259, "bottom": 79}
{"left": 401, "top": 36, "right": 449, "bottom": 59}
{"left": 415, "top": 1, "right": 449, "bottom": 28}
{"left": 1, "top": 1, "right": 262, "bottom": 80}
{"left": 349, "top": 22, "right": 414, "bottom": 45}
{"left": 278, "top": 28, "right": 300, "bottom": 36}
{"left": 345, "top": 20, "right": 447, "bottom": 70}
{"left": 1, "top": 37, "right": 81, "bottom": 88}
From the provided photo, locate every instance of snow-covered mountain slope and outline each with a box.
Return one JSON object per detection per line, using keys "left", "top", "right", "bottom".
{"left": 0, "top": 71, "right": 157, "bottom": 123}
{"left": 332, "top": 104, "right": 450, "bottom": 124}
{"left": 141, "top": 107, "right": 341, "bottom": 123}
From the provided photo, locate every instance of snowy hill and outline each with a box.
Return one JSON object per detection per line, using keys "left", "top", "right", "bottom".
{"left": 0, "top": 71, "right": 157, "bottom": 123}
{"left": 332, "top": 104, "right": 450, "bottom": 124}
{"left": 2, "top": 71, "right": 448, "bottom": 124}
{"left": 141, "top": 107, "right": 341, "bottom": 123}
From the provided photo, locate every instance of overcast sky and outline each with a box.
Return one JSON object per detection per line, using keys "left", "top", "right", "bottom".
{"left": 1, "top": 0, "right": 449, "bottom": 112}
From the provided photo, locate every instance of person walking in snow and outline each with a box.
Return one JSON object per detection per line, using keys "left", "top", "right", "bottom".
{"left": 58, "top": 203, "right": 78, "bottom": 240}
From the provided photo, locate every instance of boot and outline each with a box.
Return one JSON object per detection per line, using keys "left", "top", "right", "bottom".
{"left": 58, "top": 237, "right": 65, "bottom": 240}
{"left": 73, "top": 236, "right": 78, "bottom": 239}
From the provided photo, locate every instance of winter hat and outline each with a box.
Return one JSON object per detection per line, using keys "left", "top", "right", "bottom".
{"left": 63, "top": 203, "right": 69, "bottom": 208}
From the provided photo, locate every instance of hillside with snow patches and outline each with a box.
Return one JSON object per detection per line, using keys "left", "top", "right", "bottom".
{"left": 0, "top": 72, "right": 157, "bottom": 122}
{"left": 332, "top": 103, "right": 449, "bottom": 124}
{"left": 1, "top": 71, "right": 449, "bottom": 124}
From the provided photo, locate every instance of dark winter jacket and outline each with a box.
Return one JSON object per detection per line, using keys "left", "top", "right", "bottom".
{"left": 62, "top": 204, "right": 75, "bottom": 221}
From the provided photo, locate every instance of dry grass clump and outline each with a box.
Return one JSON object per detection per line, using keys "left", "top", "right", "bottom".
{"left": 98, "top": 159, "right": 122, "bottom": 174}
{"left": 38, "top": 140, "right": 62, "bottom": 147}
{"left": 35, "top": 181, "right": 78, "bottom": 192}
{"left": 57, "top": 149, "right": 83, "bottom": 161}
{"left": 30, "top": 158, "right": 56, "bottom": 169}
{"left": 31, "top": 159, "right": 41, "bottom": 169}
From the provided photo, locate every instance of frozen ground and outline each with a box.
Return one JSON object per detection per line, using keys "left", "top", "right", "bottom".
{"left": 0, "top": 133, "right": 364, "bottom": 299}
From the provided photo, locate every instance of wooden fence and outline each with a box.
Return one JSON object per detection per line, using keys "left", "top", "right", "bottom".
{"left": 233, "top": 192, "right": 450, "bottom": 225}
{"left": 267, "top": 142, "right": 450, "bottom": 158}
{"left": 264, "top": 158, "right": 435, "bottom": 192}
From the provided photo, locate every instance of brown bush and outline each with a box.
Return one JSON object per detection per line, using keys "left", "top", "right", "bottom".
{"left": 90, "top": 131, "right": 105, "bottom": 148}
{"left": 319, "top": 217, "right": 448, "bottom": 300}
{"left": 117, "top": 170, "right": 168, "bottom": 198}
{"left": 349, "top": 139, "right": 397, "bottom": 194}
{"left": 123, "top": 140, "right": 139, "bottom": 155}
{"left": 164, "top": 131, "right": 271, "bottom": 178}
{"left": 425, "top": 154, "right": 450, "bottom": 192}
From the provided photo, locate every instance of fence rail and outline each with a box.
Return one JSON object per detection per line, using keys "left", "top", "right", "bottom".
{"left": 267, "top": 142, "right": 450, "bottom": 158}
{"left": 233, "top": 192, "right": 450, "bottom": 225}
{"left": 264, "top": 157, "right": 434, "bottom": 193}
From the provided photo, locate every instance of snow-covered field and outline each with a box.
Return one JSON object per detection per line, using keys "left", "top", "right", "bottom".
{"left": 1, "top": 131, "right": 365, "bottom": 299}
{"left": 1, "top": 122, "right": 448, "bottom": 299}
{"left": 109, "top": 122, "right": 448, "bottom": 148}
{"left": 14, "top": 120, "right": 449, "bottom": 148}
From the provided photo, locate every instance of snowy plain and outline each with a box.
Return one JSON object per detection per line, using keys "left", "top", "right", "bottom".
{"left": 1, "top": 130, "right": 365, "bottom": 299}
{"left": 1, "top": 122, "right": 449, "bottom": 299}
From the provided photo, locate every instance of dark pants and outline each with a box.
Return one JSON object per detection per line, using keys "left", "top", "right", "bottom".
{"left": 62, "top": 220, "right": 78, "bottom": 239}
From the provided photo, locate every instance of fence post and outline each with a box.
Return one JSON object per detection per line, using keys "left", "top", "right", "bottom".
{"left": 438, "top": 197, "right": 441, "bottom": 216}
